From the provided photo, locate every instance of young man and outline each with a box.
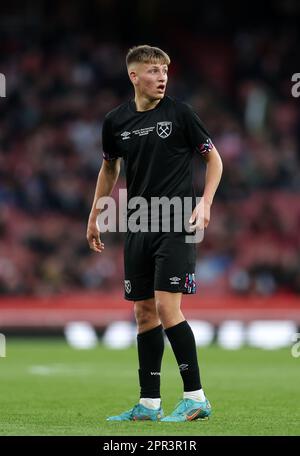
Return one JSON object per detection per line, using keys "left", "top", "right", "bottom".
{"left": 87, "top": 45, "right": 223, "bottom": 422}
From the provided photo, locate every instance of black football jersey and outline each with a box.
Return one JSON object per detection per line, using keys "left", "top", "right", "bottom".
{"left": 102, "top": 95, "right": 213, "bottom": 228}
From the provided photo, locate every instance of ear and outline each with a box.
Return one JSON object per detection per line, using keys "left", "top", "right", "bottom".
{"left": 128, "top": 69, "right": 138, "bottom": 86}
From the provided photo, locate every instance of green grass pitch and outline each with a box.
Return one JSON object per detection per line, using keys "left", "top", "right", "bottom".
{"left": 0, "top": 338, "right": 299, "bottom": 436}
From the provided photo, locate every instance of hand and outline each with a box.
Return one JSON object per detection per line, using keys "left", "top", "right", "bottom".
{"left": 86, "top": 218, "right": 105, "bottom": 253}
{"left": 189, "top": 199, "right": 211, "bottom": 232}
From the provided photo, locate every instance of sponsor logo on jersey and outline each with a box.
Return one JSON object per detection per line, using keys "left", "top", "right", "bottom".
{"left": 124, "top": 280, "right": 131, "bottom": 293}
{"left": 169, "top": 276, "right": 181, "bottom": 285}
{"left": 132, "top": 126, "right": 155, "bottom": 137}
{"left": 156, "top": 121, "right": 172, "bottom": 138}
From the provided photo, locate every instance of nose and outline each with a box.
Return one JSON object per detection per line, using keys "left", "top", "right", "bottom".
{"left": 158, "top": 71, "right": 167, "bottom": 81}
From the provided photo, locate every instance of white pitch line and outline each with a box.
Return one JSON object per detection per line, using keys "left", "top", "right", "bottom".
{"left": 28, "top": 364, "right": 94, "bottom": 376}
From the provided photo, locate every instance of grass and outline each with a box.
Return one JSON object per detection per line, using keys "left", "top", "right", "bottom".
{"left": 0, "top": 338, "right": 299, "bottom": 436}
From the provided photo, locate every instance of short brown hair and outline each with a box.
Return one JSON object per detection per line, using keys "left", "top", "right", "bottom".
{"left": 126, "top": 45, "right": 170, "bottom": 67}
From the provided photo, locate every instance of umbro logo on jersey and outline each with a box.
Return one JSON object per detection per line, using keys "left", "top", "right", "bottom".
{"left": 124, "top": 280, "right": 131, "bottom": 293}
{"left": 121, "top": 131, "right": 131, "bottom": 140}
{"left": 169, "top": 276, "right": 181, "bottom": 284}
{"left": 156, "top": 121, "right": 172, "bottom": 138}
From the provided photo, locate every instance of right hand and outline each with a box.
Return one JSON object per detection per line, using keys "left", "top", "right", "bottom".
{"left": 86, "top": 218, "right": 105, "bottom": 253}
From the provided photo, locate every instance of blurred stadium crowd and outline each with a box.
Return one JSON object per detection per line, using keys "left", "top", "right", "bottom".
{"left": 0, "top": 1, "right": 299, "bottom": 297}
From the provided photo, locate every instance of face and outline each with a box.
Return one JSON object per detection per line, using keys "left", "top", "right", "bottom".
{"left": 129, "top": 62, "right": 168, "bottom": 100}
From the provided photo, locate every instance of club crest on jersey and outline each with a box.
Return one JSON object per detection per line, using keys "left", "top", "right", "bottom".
{"left": 156, "top": 121, "right": 172, "bottom": 138}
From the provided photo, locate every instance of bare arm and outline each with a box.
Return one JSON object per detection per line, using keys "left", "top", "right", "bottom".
{"left": 87, "top": 158, "right": 121, "bottom": 252}
{"left": 189, "top": 146, "right": 223, "bottom": 230}
{"left": 202, "top": 145, "right": 223, "bottom": 206}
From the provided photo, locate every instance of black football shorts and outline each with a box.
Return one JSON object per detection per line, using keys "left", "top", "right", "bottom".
{"left": 124, "top": 231, "right": 196, "bottom": 301}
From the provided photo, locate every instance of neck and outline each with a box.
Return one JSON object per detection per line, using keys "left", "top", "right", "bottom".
{"left": 134, "top": 94, "right": 162, "bottom": 112}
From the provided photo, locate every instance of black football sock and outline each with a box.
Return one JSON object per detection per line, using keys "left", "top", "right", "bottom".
{"left": 137, "top": 324, "right": 164, "bottom": 399}
{"left": 165, "top": 320, "right": 202, "bottom": 392}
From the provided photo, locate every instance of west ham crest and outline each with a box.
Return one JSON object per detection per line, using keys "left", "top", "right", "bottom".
{"left": 156, "top": 121, "right": 172, "bottom": 138}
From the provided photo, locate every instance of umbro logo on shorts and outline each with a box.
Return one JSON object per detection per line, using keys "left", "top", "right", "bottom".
{"left": 169, "top": 276, "right": 181, "bottom": 285}
{"left": 124, "top": 280, "right": 131, "bottom": 294}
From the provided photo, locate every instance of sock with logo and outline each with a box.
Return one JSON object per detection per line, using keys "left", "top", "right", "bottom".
{"left": 165, "top": 320, "right": 202, "bottom": 392}
{"left": 137, "top": 324, "right": 164, "bottom": 399}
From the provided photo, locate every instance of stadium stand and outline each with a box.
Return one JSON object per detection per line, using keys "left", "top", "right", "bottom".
{"left": 0, "top": 1, "right": 299, "bottom": 328}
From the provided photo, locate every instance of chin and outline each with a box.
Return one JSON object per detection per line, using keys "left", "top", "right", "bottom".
{"left": 148, "top": 92, "right": 165, "bottom": 101}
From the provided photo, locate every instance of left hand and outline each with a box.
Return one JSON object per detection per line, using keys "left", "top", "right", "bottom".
{"left": 189, "top": 200, "right": 211, "bottom": 231}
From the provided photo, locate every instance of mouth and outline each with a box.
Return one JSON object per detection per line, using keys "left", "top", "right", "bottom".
{"left": 157, "top": 84, "right": 165, "bottom": 91}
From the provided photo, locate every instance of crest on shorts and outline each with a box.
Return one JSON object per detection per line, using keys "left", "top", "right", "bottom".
{"left": 156, "top": 121, "right": 172, "bottom": 138}
{"left": 124, "top": 280, "right": 131, "bottom": 294}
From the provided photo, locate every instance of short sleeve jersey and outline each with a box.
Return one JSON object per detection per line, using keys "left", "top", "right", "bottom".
{"left": 102, "top": 96, "right": 213, "bottom": 222}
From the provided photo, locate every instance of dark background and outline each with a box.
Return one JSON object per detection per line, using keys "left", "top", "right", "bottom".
{"left": 0, "top": 0, "right": 299, "bottom": 320}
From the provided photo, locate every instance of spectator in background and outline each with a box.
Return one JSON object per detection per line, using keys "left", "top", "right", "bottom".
{"left": 0, "top": 5, "right": 299, "bottom": 297}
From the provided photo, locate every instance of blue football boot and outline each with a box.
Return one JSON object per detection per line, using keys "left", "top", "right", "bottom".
{"left": 161, "top": 398, "right": 212, "bottom": 422}
{"left": 107, "top": 403, "right": 164, "bottom": 421}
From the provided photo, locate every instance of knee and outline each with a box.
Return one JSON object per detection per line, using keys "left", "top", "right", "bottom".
{"left": 155, "top": 294, "right": 184, "bottom": 329}
{"left": 156, "top": 300, "right": 168, "bottom": 319}
{"left": 134, "top": 301, "right": 157, "bottom": 327}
